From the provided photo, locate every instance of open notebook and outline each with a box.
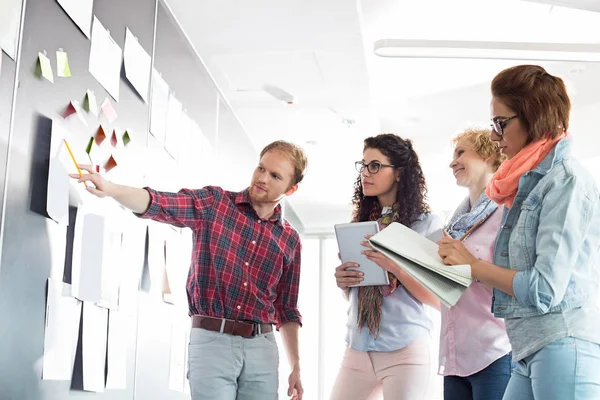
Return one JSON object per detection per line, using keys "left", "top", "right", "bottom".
{"left": 369, "top": 222, "right": 472, "bottom": 307}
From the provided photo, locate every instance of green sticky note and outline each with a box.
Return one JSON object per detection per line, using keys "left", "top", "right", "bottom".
{"left": 37, "top": 52, "right": 54, "bottom": 83}
{"left": 122, "top": 131, "right": 131, "bottom": 146}
{"left": 83, "top": 89, "right": 98, "bottom": 116}
{"left": 85, "top": 137, "right": 94, "bottom": 154}
{"left": 56, "top": 50, "right": 71, "bottom": 77}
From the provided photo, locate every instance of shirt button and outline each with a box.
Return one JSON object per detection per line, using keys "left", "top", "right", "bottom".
{"left": 244, "top": 282, "right": 248, "bottom": 287}
{"left": 258, "top": 220, "right": 262, "bottom": 224}
{"left": 245, "top": 262, "right": 249, "bottom": 266}
{"left": 251, "top": 240, "right": 256, "bottom": 245}
{"left": 237, "top": 305, "right": 241, "bottom": 310}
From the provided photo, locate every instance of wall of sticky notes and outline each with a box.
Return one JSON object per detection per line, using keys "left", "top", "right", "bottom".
{"left": 0, "top": 0, "right": 257, "bottom": 399}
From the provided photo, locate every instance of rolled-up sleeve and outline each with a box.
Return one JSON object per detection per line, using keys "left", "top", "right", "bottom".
{"left": 512, "top": 175, "right": 593, "bottom": 312}
{"left": 274, "top": 238, "right": 303, "bottom": 329}
{"left": 137, "top": 187, "right": 215, "bottom": 229}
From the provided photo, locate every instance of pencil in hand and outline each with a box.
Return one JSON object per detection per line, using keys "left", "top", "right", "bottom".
{"left": 63, "top": 139, "right": 89, "bottom": 188}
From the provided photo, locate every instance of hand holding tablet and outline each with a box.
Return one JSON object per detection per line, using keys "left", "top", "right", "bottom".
{"left": 334, "top": 221, "right": 390, "bottom": 287}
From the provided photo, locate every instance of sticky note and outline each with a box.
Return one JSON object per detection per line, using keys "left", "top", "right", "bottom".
{"left": 104, "top": 155, "right": 117, "bottom": 172}
{"left": 110, "top": 130, "right": 118, "bottom": 147}
{"left": 83, "top": 90, "right": 99, "bottom": 116}
{"left": 100, "top": 98, "right": 117, "bottom": 123}
{"left": 85, "top": 137, "right": 94, "bottom": 154}
{"left": 37, "top": 52, "right": 54, "bottom": 83}
{"left": 122, "top": 131, "right": 131, "bottom": 146}
{"left": 62, "top": 102, "right": 78, "bottom": 119}
{"left": 56, "top": 50, "right": 71, "bottom": 78}
{"left": 61, "top": 100, "right": 87, "bottom": 126}
{"left": 95, "top": 125, "right": 107, "bottom": 145}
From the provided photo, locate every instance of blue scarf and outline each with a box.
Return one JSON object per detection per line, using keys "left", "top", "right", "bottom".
{"left": 445, "top": 192, "right": 497, "bottom": 239}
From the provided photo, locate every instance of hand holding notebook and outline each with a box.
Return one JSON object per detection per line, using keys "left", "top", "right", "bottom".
{"left": 369, "top": 222, "right": 473, "bottom": 306}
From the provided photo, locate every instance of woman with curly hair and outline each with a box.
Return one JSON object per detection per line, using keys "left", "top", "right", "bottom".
{"left": 330, "top": 133, "right": 442, "bottom": 400}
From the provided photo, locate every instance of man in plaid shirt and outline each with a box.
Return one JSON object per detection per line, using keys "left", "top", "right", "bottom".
{"left": 72, "top": 141, "right": 308, "bottom": 400}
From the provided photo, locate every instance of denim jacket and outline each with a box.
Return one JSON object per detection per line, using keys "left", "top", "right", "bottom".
{"left": 492, "top": 137, "right": 600, "bottom": 318}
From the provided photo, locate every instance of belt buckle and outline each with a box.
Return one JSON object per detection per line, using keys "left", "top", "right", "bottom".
{"left": 249, "top": 323, "right": 262, "bottom": 337}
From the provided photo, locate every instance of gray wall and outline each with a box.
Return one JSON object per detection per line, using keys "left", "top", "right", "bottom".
{"left": 0, "top": 0, "right": 258, "bottom": 399}
{"left": 0, "top": 47, "right": 18, "bottom": 247}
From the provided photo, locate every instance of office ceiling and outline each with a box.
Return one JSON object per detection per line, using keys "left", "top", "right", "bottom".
{"left": 165, "top": 0, "right": 600, "bottom": 233}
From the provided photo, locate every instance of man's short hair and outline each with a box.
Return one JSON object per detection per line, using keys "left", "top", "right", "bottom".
{"left": 260, "top": 141, "right": 308, "bottom": 186}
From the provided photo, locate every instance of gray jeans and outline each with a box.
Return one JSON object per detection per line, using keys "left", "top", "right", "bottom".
{"left": 187, "top": 327, "right": 279, "bottom": 400}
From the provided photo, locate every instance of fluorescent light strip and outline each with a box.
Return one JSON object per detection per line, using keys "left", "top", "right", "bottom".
{"left": 374, "top": 39, "right": 600, "bottom": 62}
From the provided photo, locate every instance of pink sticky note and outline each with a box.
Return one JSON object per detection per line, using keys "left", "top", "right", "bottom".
{"left": 61, "top": 100, "right": 87, "bottom": 126}
{"left": 110, "top": 130, "right": 118, "bottom": 147}
{"left": 101, "top": 98, "right": 117, "bottom": 123}
{"left": 62, "top": 102, "right": 77, "bottom": 118}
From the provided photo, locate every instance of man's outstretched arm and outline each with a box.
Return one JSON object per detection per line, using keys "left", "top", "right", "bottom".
{"left": 70, "top": 164, "right": 150, "bottom": 213}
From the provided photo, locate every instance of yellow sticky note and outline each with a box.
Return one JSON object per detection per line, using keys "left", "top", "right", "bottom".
{"left": 37, "top": 52, "right": 54, "bottom": 83}
{"left": 56, "top": 50, "right": 71, "bottom": 78}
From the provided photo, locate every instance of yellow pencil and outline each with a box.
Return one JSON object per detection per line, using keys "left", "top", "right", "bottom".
{"left": 63, "top": 139, "right": 89, "bottom": 188}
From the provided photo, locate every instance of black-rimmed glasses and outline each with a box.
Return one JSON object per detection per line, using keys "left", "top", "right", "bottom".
{"left": 355, "top": 161, "right": 396, "bottom": 174}
{"left": 491, "top": 115, "right": 518, "bottom": 136}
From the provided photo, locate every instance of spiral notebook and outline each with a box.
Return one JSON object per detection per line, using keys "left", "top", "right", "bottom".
{"left": 369, "top": 222, "right": 473, "bottom": 306}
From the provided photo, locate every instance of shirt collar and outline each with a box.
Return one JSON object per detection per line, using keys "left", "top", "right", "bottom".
{"left": 533, "top": 136, "right": 571, "bottom": 175}
{"left": 235, "top": 188, "right": 283, "bottom": 224}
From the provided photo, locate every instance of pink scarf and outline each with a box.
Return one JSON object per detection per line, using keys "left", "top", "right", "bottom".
{"left": 486, "top": 133, "right": 567, "bottom": 208}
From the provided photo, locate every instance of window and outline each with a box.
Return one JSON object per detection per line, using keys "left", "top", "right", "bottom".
{"left": 277, "top": 238, "right": 320, "bottom": 400}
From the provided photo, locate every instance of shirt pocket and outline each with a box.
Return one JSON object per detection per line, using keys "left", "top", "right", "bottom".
{"left": 515, "top": 195, "right": 541, "bottom": 268}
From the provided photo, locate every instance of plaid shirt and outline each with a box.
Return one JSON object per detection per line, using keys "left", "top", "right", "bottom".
{"left": 139, "top": 186, "right": 302, "bottom": 328}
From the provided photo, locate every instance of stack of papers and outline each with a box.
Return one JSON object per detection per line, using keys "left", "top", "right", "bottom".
{"left": 369, "top": 222, "right": 472, "bottom": 306}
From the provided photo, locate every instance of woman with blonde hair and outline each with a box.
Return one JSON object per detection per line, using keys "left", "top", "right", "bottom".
{"left": 441, "top": 127, "right": 512, "bottom": 400}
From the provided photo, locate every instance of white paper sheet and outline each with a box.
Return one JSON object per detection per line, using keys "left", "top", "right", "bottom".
{"left": 119, "top": 221, "right": 146, "bottom": 314}
{"left": 0, "top": 0, "right": 22, "bottom": 60}
{"left": 106, "top": 309, "right": 128, "bottom": 389}
{"left": 42, "top": 279, "right": 82, "bottom": 380}
{"left": 71, "top": 212, "right": 105, "bottom": 302}
{"left": 165, "top": 229, "right": 192, "bottom": 306}
{"left": 82, "top": 302, "right": 109, "bottom": 392}
{"left": 149, "top": 68, "right": 169, "bottom": 143}
{"left": 124, "top": 28, "right": 151, "bottom": 103}
{"left": 169, "top": 314, "right": 188, "bottom": 392}
{"left": 48, "top": 223, "right": 68, "bottom": 283}
{"left": 164, "top": 94, "right": 183, "bottom": 160}
{"left": 56, "top": 0, "right": 93, "bottom": 38}
{"left": 47, "top": 119, "right": 70, "bottom": 225}
{"left": 89, "top": 16, "right": 122, "bottom": 102}
{"left": 147, "top": 223, "right": 167, "bottom": 296}
{"left": 145, "top": 138, "right": 181, "bottom": 192}
{"left": 97, "top": 223, "right": 122, "bottom": 310}
{"left": 184, "top": 121, "right": 213, "bottom": 188}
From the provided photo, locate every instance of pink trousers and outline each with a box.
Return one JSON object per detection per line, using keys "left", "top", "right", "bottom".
{"left": 330, "top": 339, "right": 431, "bottom": 400}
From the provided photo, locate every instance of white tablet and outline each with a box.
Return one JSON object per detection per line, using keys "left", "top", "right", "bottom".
{"left": 334, "top": 221, "right": 390, "bottom": 287}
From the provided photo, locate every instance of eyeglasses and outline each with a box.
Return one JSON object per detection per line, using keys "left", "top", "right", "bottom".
{"left": 491, "top": 115, "right": 518, "bottom": 137}
{"left": 355, "top": 161, "right": 396, "bottom": 174}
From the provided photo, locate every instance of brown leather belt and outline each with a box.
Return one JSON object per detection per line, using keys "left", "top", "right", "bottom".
{"left": 192, "top": 315, "right": 273, "bottom": 337}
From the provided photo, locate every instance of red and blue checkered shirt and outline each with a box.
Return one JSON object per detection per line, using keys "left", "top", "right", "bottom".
{"left": 139, "top": 186, "right": 302, "bottom": 328}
